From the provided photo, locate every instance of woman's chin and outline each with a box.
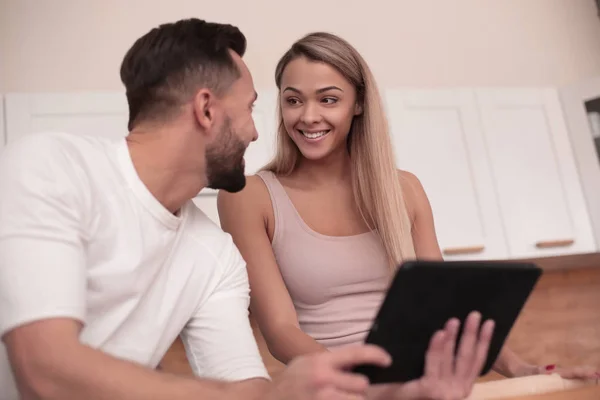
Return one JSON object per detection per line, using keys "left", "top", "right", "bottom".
{"left": 297, "top": 144, "right": 343, "bottom": 162}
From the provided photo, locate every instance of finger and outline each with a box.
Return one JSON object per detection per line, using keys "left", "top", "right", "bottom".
{"left": 329, "top": 344, "right": 392, "bottom": 370}
{"left": 556, "top": 366, "right": 600, "bottom": 380}
{"left": 467, "top": 319, "right": 495, "bottom": 380}
{"left": 423, "top": 329, "right": 446, "bottom": 379}
{"left": 454, "top": 311, "right": 482, "bottom": 379}
{"left": 327, "top": 371, "right": 371, "bottom": 394}
{"left": 541, "top": 364, "right": 556, "bottom": 374}
{"left": 440, "top": 318, "right": 460, "bottom": 378}
{"left": 315, "top": 386, "right": 366, "bottom": 400}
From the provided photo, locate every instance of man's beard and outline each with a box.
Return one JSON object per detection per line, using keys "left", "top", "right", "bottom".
{"left": 205, "top": 117, "right": 248, "bottom": 193}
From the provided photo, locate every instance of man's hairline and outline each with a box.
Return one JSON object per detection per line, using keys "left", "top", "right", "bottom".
{"left": 208, "top": 50, "right": 245, "bottom": 99}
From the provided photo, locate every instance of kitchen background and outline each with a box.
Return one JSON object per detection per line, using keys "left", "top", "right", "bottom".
{"left": 3, "top": 0, "right": 600, "bottom": 262}
{"left": 2, "top": 1, "right": 600, "bottom": 396}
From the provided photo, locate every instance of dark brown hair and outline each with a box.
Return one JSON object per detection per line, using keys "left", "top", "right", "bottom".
{"left": 120, "top": 18, "right": 246, "bottom": 130}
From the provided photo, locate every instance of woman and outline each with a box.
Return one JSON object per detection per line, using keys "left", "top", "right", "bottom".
{"left": 217, "top": 32, "right": 599, "bottom": 386}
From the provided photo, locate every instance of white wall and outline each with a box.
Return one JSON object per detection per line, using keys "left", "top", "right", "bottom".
{"left": 1, "top": 0, "right": 600, "bottom": 93}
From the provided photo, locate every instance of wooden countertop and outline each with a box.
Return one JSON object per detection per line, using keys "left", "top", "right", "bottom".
{"left": 491, "top": 252, "right": 600, "bottom": 271}
{"left": 507, "top": 384, "right": 600, "bottom": 399}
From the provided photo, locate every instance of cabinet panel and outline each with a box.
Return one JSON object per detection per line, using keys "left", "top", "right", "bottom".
{"left": 477, "top": 88, "right": 595, "bottom": 258}
{"left": 385, "top": 89, "right": 507, "bottom": 260}
{"left": 0, "top": 95, "right": 5, "bottom": 147}
{"left": 560, "top": 77, "right": 600, "bottom": 250}
{"left": 192, "top": 196, "right": 220, "bottom": 225}
{"left": 5, "top": 92, "right": 130, "bottom": 142}
{"left": 244, "top": 89, "right": 278, "bottom": 176}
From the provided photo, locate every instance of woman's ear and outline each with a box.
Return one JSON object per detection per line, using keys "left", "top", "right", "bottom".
{"left": 354, "top": 102, "right": 364, "bottom": 116}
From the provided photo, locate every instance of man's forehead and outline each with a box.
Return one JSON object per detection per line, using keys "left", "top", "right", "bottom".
{"left": 229, "top": 50, "right": 251, "bottom": 77}
{"left": 225, "top": 50, "right": 255, "bottom": 99}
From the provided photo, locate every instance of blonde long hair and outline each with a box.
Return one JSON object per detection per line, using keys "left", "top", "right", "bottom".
{"left": 262, "top": 32, "right": 415, "bottom": 268}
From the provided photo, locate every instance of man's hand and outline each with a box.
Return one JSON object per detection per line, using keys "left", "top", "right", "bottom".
{"left": 266, "top": 344, "right": 392, "bottom": 400}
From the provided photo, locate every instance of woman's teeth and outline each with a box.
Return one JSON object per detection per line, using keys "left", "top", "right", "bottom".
{"left": 300, "top": 130, "right": 330, "bottom": 139}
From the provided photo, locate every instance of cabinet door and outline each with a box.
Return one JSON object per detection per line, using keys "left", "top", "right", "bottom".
{"left": 476, "top": 88, "right": 596, "bottom": 258}
{"left": 243, "top": 89, "right": 278, "bottom": 176}
{"left": 0, "top": 95, "right": 5, "bottom": 147}
{"left": 5, "top": 92, "right": 130, "bottom": 142}
{"left": 560, "top": 77, "right": 600, "bottom": 250}
{"left": 385, "top": 89, "right": 507, "bottom": 260}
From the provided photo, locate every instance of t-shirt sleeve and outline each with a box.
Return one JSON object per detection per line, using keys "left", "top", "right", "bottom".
{"left": 0, "top": 135, "right": 87, "bottom": 338}
{"left": 180, "top": 234, "right": 270, "bottom": 382}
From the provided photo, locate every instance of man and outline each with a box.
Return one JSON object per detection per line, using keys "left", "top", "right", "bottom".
{"left": 0, "top": 18, "right": 492, "bottom": 400}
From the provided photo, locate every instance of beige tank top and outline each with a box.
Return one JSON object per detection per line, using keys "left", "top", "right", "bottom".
{"left": 257, "top": 170, "right": 391, "bottom": 348}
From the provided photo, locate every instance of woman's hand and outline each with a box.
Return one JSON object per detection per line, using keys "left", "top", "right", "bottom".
{"left": 514, "top": 363, "right": 600, "bottom": 380}
{"left": 374, "top": 311, "right": 495, "bottom": 400}
{"left": 546, "top": 365, "right": 600, "bottom": 380}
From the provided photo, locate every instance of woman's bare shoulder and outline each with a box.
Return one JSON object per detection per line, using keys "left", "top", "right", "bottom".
{"left": 397, "top": 169, "right": 428, "bottom": 220}
{"left": 397, "top": 169, "right": 425, "bottom": 197}
{"left": 217, "top": 173, "right": 272, "bottom": 215}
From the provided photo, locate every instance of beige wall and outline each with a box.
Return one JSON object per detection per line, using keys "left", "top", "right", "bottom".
{"left": 1, "top": 0, "right": 600, "bottom": 93}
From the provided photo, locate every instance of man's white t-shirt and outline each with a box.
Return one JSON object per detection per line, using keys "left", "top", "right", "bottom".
{"left": 0, "top": 132, "right": 269, "bottom": 399}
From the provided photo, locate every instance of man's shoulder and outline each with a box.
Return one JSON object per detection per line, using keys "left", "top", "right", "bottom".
{"left": 183, "top": 201, "right": 234, "bottom": 250}
{"left": 180, "top": 201, "right": 245, "bottom": 274}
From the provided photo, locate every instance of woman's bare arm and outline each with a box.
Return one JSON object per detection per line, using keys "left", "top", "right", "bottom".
{"left": 399, "top": 170, "right": 444, "bottom": 261}
{"left": 217, "top": 176, "right": 326, "bottom": 364}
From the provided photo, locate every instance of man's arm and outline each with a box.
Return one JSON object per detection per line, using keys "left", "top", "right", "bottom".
{"left": 4, "top": 319, "right": 268, "bottom": 400}
{"left": 0, "top": 135, "right": 265, "bottom": 400}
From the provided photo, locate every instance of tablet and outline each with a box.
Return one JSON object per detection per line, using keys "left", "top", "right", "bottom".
{"left": 352, "top": 260, "right": 542, "bottom": 384}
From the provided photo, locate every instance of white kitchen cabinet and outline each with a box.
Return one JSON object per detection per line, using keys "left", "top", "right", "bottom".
{"left": 0, "top": 95, "right": 5, "bottom": 147}
{"left": 4, "top": 92, "right": 130, "bottom": 142}
{"left": 476, "top": 88, "right": 596, "bottom": 258}
{"left": 385, "top": 89, "right": 508, "bottom": 260}
{"left": 243, "top": 89, "right": 278, "bottom": 177}
{"left": 560, "top": 77, "right": 600, "bottom": 250}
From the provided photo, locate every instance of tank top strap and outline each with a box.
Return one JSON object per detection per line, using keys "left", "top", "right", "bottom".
{"left": 255, "top": 170, "right": 299, "bottom": 245}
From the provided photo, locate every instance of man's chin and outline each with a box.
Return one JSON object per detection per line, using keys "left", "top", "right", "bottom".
{"left": 220, "top": 182, "right": 246, "bottom": 193}
{"left": 207, "top": 175, "right": 247, "bottom": 193}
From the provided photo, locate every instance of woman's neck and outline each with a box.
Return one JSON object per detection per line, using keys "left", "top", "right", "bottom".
{"left": 293, "top": 146, "right": 352, "bottom": 187}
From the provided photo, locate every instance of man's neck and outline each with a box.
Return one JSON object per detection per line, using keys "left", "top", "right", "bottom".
{"left": 126, "top": 128, "right": 207, "bottom": 214}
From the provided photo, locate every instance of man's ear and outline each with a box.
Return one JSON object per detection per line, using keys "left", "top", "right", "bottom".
{"left": 192, "top": 89, "right": 219, "bottom": 134}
